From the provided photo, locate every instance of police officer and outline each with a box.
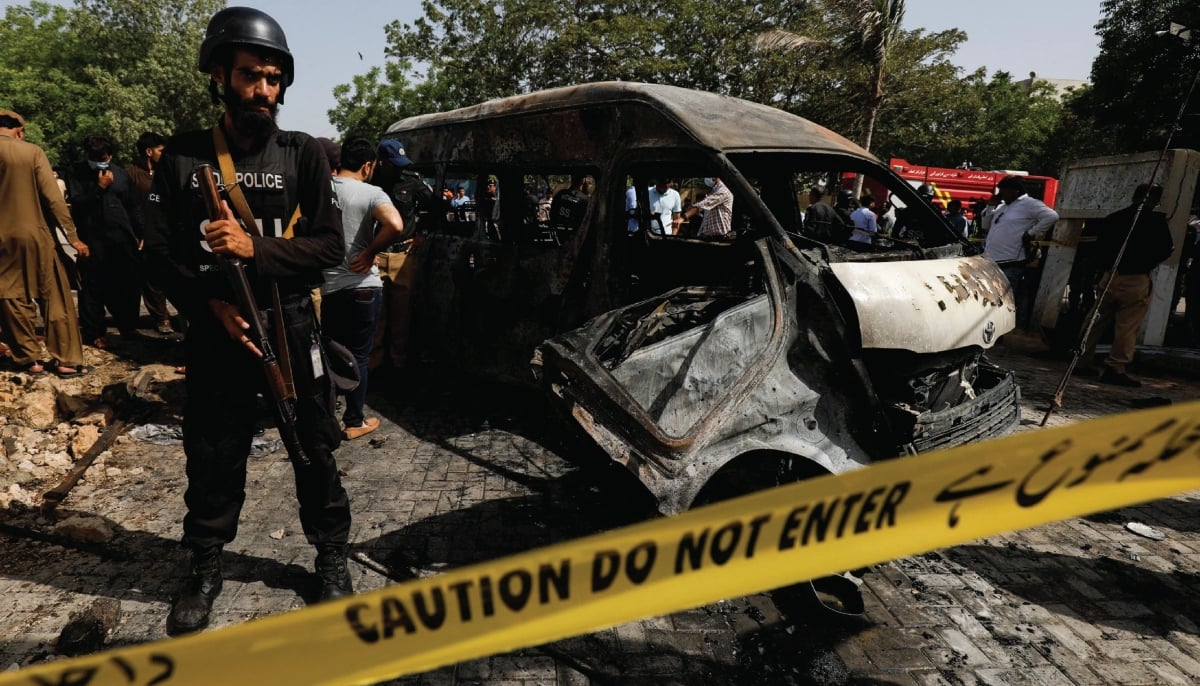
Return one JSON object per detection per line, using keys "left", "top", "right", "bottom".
{"left": 916, "top": 183, "right": 936, "bottom": 205}
{"left": 142, "top": 6, "right": 352, "bottom": 635}
{"left": 374, "top": 138, "right": 434, "bottom": 243}
{"left": 893, "top": 183, "right": 939, "bottom": 242}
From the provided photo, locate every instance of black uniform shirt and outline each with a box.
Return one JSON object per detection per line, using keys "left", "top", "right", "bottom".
{"left": 379, "top": 167, "right": 434, "bottom": 237}
{"left": 66, "top": 162, "right": 144, "bottom": 246}
{"left": 142, "top": 124, "right": 343, "bottom": 323}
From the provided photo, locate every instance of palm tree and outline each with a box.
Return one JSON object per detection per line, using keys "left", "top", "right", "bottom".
{"left": 756, "top": 0, "right": 906, "bottom": 156}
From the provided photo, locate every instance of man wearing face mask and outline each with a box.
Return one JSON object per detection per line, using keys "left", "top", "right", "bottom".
{"left": 141, "top": 6, "right": 350, "bottom": 635}
{"left": 66, "top": 134, "right": 145, "bottom": 349}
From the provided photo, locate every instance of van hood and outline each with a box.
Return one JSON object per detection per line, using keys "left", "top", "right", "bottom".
{"left": 828, "top": 255, "right": 1014, "bottom": 353}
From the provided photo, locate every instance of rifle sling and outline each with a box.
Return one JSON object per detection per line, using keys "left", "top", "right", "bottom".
{"left": 211, "top": 125, "right": 298, "bottom": 398}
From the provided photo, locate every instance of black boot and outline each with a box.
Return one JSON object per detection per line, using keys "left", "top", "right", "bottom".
{"left": 315, "top": 544, "right": 353, "bottom": 601}
{"left": 167, "top": 546, "right": 223, "bottom": 635}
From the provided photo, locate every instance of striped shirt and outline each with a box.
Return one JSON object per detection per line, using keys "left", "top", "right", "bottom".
{"left": 695, "top": 181, "right": 734, "bottom": 237}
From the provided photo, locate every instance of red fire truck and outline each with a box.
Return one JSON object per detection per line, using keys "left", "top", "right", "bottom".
{"left": 886, "top": 158, "right": 1060, "bottom": 214}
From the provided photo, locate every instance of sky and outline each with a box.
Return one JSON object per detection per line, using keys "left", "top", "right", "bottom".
{"left": 902, "top": 1, "right": 1102, "bottom": 83}
{"left": 3, "top": 1, "right": 1104, "bottom": 138}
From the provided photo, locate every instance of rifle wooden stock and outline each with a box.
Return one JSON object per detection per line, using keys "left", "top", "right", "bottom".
{"left": 193, "top": 164, "right": 310, "bottom": 466}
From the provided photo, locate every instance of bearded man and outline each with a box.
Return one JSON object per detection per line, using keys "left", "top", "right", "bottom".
{"left": 141, "top": 6, "right": 352, "bottom": 635}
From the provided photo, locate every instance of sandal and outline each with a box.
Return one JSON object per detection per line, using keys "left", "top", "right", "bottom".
{"left": 48, "top": 361, "right": 92, "bottom": 378}
{"left": 25, "top": 361, "right": 45, "bottom": 375}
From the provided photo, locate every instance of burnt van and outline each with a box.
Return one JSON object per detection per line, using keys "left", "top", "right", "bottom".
{"left": 383, "top": 82, "right": 1018, "bottom": 515}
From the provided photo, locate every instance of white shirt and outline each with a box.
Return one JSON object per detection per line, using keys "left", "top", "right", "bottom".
{"left": 625, "top": 186, "right": 639, "bottom": 233}
{"left": 648, "top": 186, "right": 682, "bottom": 235}
{"left": 983, "top": 194, "right": 1058, "bottom": 262}
{"left": 979, "top": 203, "right": 999, "bottom": 233}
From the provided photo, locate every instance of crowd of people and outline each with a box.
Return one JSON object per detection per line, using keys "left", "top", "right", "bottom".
{"left": 0, "top": 122, "right": 188, "bottom": 380}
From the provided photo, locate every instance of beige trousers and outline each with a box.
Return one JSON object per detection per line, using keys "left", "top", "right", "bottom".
{"left": 0, "top": 294, "right": 84, "bottom": 367}
{"left": 0, "top": 259, "right": 84, "bottom": 367}
{"left": 1086, "top": 272, "right": 1151, "bottom": 374}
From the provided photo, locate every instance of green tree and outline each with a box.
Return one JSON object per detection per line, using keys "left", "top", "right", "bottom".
{"left": 756, "top": 0, "right": 907, "bottom": 155}
{"left": 1037, "top": 85, "right": 1102, "bottom": 176}
{"left": 373, "top": 0, "right": 763, "bottom": 109}
{"left": 0, "top": 0, "right": 222, "bottom": 165}
{"left": 331, "top": 0, "right": 862, "bottom": 136}
{"left": 0, "top": 2, "right": 90, "bottom": 162}
{"left": 1076, "top": 0, "right": 1200, "bottom": 155}
{"left": 882, "top": 70, "right": 1064, "bottom": 175}
{"left": 334, "top": 0, "right": 972, "bottom": 152}
{"left": 327, "top": 60, "right": 449, "bottom": 140}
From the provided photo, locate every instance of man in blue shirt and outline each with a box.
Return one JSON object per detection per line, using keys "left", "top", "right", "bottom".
{"left": 850, "top": 195, "right": 879, "bottom": 244}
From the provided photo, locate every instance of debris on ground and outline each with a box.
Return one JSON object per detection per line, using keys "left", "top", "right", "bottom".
{"left": 1125, "top": 521, "right": 1167, "bottom": 541}
{"left": 55, "top": 598, "right": 121, "bottom": 656}
{"left": 0, "top": 339, "right": 183, "bottom": 513}
{"left": 50, "top": 514, "right": 115, "bottom": 544}
{"left": 129, "top": 423, "right": 183, "bottom": 445}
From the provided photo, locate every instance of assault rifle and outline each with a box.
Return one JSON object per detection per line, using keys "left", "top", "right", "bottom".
{"left": 193, "top": 163, "right": 310, "bottom": 466}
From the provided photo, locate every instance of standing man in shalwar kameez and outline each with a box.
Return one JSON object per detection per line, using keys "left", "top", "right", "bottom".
{"left": 0, "top": 109, "right": 92, "bottom": 376}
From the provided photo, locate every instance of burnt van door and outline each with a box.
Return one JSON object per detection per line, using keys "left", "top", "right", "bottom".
{"left": 538, "top": 237, "right": 788, "bottom": 458}
{"left": 452, "top": 172, "right": 595, "bottom": 382}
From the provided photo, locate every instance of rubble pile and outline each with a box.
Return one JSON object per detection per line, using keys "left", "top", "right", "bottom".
{"left": 0, "top": 348, "right": 181, "bottom": 513}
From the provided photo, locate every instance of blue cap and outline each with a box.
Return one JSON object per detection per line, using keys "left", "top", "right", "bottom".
{"left": 378, "top": 138, "right": 412, "bottom": 167}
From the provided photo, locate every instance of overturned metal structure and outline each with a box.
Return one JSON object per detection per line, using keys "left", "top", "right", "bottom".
{"left": 385, "top": 83, "right": 1019, "bottom": 514}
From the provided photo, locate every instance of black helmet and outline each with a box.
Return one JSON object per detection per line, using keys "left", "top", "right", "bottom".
{"left": 916, "top": 183, "right": 934, "bottom": 198}
{"left": 836, "top": 188, "right": 856, "bottom": 204}
{"left": 198, "top": 7, "right": 294, "bottom": 86}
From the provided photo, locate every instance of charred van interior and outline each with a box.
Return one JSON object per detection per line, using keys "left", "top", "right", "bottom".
{"left": 385, "top": 82, "right": 1020, "bottom": 515}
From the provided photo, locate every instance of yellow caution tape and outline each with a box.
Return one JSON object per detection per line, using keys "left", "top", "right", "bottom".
{"left": 6, "top": 401, "right": 1200, "bottom": 686}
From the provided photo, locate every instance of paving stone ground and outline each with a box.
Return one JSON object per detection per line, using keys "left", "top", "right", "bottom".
{"left": 1, "top": 332, "right": 1198, "bottom": 685}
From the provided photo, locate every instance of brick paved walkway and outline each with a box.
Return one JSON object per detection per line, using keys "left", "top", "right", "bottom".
{"left": 1, "top": 336, "right": 1198, "bottom": 685}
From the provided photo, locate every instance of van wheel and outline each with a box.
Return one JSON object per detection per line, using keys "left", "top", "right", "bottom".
{"left": 690, "top": 450, "right": 826, "bottom": 508}
{"left": 690, "top": 452, "right": 863, "bottom": 683}
{"left": 690, "top": 452, "right": 868, "bottom": 614}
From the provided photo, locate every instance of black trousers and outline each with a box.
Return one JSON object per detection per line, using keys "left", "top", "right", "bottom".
{"left": 181, "top": 294, "right": 351, "bottom": 551}
{"left": 78, "top": 236, "right": 142, "bottom": 339}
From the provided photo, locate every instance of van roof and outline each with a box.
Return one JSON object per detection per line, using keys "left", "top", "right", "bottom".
{"left": 385, "top": 81, "right": 874, "bottom": 159}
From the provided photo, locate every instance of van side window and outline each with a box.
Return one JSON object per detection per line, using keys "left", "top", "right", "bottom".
{"left": 624, "top": 167, "right": 737, "bottom": 241}
{"left": 438, "top": 172, "right": 478, "bottom": 237}
{"left": 750, "top": 166, "right": 918, "bottom": 249}
{"left": 621, "top": 166, "right": 762, "bottom": 305}
{"left": 506, "top": 171, "right": 596, "bottom": 245}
